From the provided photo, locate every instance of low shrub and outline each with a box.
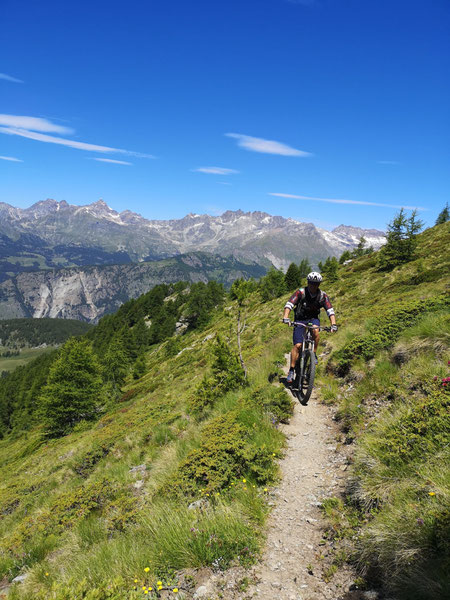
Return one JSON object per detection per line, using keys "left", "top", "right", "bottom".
{"left": 331, "top": 294, "right": 449, "bottom": 374}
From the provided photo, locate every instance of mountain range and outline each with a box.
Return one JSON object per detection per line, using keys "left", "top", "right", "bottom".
{"left": 0, "top": 199, "right": 386, "bottom": 322}
{"left": 0, "top": 199, "right": 385, "bottom": 276}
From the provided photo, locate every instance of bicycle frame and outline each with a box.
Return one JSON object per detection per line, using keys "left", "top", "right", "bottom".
{"left": 286, "top": 321, "right": 331, "bottom": 404}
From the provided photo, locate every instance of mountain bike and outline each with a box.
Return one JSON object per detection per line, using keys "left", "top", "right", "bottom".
{"left": 286, "top": 322, "right": 331, "bottom": 405}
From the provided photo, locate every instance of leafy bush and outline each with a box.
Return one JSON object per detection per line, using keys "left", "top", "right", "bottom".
{"left": 249, "top": 384, "right": 294, "bottom": 423}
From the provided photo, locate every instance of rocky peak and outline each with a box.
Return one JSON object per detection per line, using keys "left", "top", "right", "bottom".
{"left": 332, "top": 224, "right": 385, "bottom": 237}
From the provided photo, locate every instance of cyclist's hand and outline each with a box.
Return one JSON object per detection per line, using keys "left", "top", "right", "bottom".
{"left": 283, "top": 318, "right": 291, "bottom": 325}
{"left": 331, "top": 324, "right": 338, "bottom": 333}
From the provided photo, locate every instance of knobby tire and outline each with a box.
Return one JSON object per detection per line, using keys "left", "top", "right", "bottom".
{"left": 298, "top": 349, "right": 315, "bottom": 405}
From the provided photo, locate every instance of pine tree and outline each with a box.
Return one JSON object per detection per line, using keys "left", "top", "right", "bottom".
{"left": 339, "top": 250, "right": 352, "bottom": 264}
{"left": 298, "top": 258, "right": 312, "bottom": 280}
{"left": 39, "top": 338, "right": 103, "bottom": 437}
{"left": 284, "top": 263, "right": 301, "bottom": 290}
{"left": 353, "top": 236, "right": 367, "bottom": 257}
{"left": 321, "top": 256, "right": 339, "bottom": 282}
{"left": 435, "top": 202, "right": 449, "bottom": 225}
{"left": 377, "top": 208, "right": 424, "bottom": 271}
{"left": 102, "top": 336, "right": 128, "bottom": 386}
{"left": 259, "top": 267, "right": 287, "bottom": 302}
{"left": 133, "top": 355, "right": 147, "bottom": 380}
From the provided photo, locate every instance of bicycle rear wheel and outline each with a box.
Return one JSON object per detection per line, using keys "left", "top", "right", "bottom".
{"left": 299, "top": 349, "right": 315, "bottom": 405}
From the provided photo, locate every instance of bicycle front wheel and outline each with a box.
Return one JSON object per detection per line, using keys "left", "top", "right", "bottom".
{"left": 299, "top": 349, "right": 315, "bottom": 405}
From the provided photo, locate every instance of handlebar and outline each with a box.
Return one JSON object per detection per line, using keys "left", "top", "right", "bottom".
{"left": 283, "top": 320, "right": 332, "bottom": 332}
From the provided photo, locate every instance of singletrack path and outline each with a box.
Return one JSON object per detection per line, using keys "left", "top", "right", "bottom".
{"left": 241, "top": 381, "right": 355, "bottom": 599}
{"left": 193, "top": 356, "right": 361, "bottom": 600}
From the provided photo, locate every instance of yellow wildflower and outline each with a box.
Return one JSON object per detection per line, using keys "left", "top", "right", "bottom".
{"left": 173, "top": 588, "right": 179, "bottom": 593}
{"left": 45, "top": 573, "right": 49, "bottom": 577}
{"left": 429, "top": 492, "right": 436, "bottom": 496}
{"left": 157, "top": 581, "right": 162, "bottom": 586}
{"left": 242, "top": 478, "right": 246, "bottom": 483}
{"left": 144, "top": 567, "right": 150, "bottom": 572}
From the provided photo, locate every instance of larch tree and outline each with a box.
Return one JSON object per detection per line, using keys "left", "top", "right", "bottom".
{"left": 39, "top": 338, "right": 103, "bottom": 437}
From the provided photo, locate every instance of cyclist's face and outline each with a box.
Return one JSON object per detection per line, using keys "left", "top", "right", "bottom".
{"left": 308, "top": 282, "right": 320, "bottom": 293}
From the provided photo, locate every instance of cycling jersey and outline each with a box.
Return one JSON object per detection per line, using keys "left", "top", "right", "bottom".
{"left": 284, "top": 287, "right": 335, "bottom": 321}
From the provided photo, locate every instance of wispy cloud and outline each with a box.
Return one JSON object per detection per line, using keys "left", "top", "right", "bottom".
{"left": 0, "top": 155, "right": 23, "bottom": 162}
{"left": 192, "top": 166, "right": 239, "bottom": 175}
{"left": 0, "top": 114, "right": 73, "bottom": 134}
{"left": 217, "top": 182, "right": 232, "bottom": 185}
{"left": 0, "top": 73, "right": 23, "bottom": 83}
{"left": 377, "top": 160, "right": 400, "bottom": 165}
{"left": 226, "top": 133, "right": 312, "bottom": 157}
{"left": 0, "top": 114, "right": 155, "bottom": 158}
{"left": 269, "top": 193, "right": 427, "bottom": 211}
{"left": 91, "top": 158, "right": 132, "bottom": 165}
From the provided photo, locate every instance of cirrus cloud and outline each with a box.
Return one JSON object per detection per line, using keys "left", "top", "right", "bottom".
{"left": 192, "top": 166, "right": 239, "bottom": 175}
{"left": 0, "top": 114, "right": 155, "bottom": 158}
{"left": 0, "top": 155, "right": 23, "bottom": 162}
{"left": 0, "top": 114, "right": 73, "bottom": 134}
{"left": 0, "top": 73, "right": 24, "bottom": 83}
{"left": 226, "top": 133, "right": 312, "bottom": 156}
{"left": 269, "top": 192, "right": 427, "bottom": 211}
{"left": 91, "top": 158, "right": 132, "bottom": 165}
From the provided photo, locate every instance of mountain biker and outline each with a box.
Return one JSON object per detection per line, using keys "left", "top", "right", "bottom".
{"left": 283, "top": 272, "right": 337, "bottom": 383}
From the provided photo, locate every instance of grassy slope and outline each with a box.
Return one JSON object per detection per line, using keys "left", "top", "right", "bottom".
{"left": 0, "top": 222, "right": 448, "bottom": 599}
{"left": 0, "top": 290, "right": 293, "bottom": 599}
{"left": 315, "top": 222, "right": 450, "bottom": 599}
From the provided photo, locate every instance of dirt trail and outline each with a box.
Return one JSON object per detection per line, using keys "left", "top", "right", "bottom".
{"left": 192, "top": 356, "right": 361, "bottom": 600}
{"left": 241, "top": 379, "right": 355, "bottom": 600}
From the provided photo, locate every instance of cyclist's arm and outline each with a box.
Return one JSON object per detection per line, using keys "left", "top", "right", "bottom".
{"left": 283, "top": 289, "right": 302, "bottom": 319}
{"left": 321, "top": 292, "right": 336, "bottom": 325}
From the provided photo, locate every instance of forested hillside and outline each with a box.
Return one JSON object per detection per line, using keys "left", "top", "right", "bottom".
{"left": 0, "top": 221, "right": 448, "bottom": 600}
{"left": 0, "top": 318, "right": 91, "bottom": 348}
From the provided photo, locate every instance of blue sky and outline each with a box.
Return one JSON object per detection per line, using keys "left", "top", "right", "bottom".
{"left": 1, "top": 0, "right": 449, "bottom": 230}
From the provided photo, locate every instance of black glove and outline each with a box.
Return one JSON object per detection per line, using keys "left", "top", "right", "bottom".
{"left": 331, "top": 324, "right": 338, "bottom": 332}
{"left": 283, "top": 318, "right": 291, "bottom": 325}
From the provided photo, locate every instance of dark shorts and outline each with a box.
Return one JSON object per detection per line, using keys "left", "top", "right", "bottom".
{"left": 293, "top": 318, "right": 320, "bottom": 345}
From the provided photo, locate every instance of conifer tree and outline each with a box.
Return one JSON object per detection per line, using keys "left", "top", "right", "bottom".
{"left": 133, "top": 355, "right": 147, "bottom": 380}
{"left": 339, "top": 250, "right": 352, "bottom": 264}
{"left": 39, "top": 338, "right": 103, "bottom": 437}
{"left": 259, "top": 267, "right": 287, "bottom": 302}
{"left": 321, "top": 256, "right": 339, "bottom": 282}
{"left": 102, "top": 336, "right": 128, "bottom": 386}
{"left": 377, "top": 208, "right": 423, "bottom": 271}
{"left": 284, "top": 262, "right": 301, "bottom": 290}
{"left": 435, "top": 202, "right": 449, "bottom": 225}
{"left": 298, "top": 258, "right": 312, "bottom": 280}
{"left": 353, "top": 236, "right": 367, "bottom": 257}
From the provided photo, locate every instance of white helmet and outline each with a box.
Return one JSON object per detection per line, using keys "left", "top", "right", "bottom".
{"left": 307, "top": 271, "right": 323, "bottom": 283}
